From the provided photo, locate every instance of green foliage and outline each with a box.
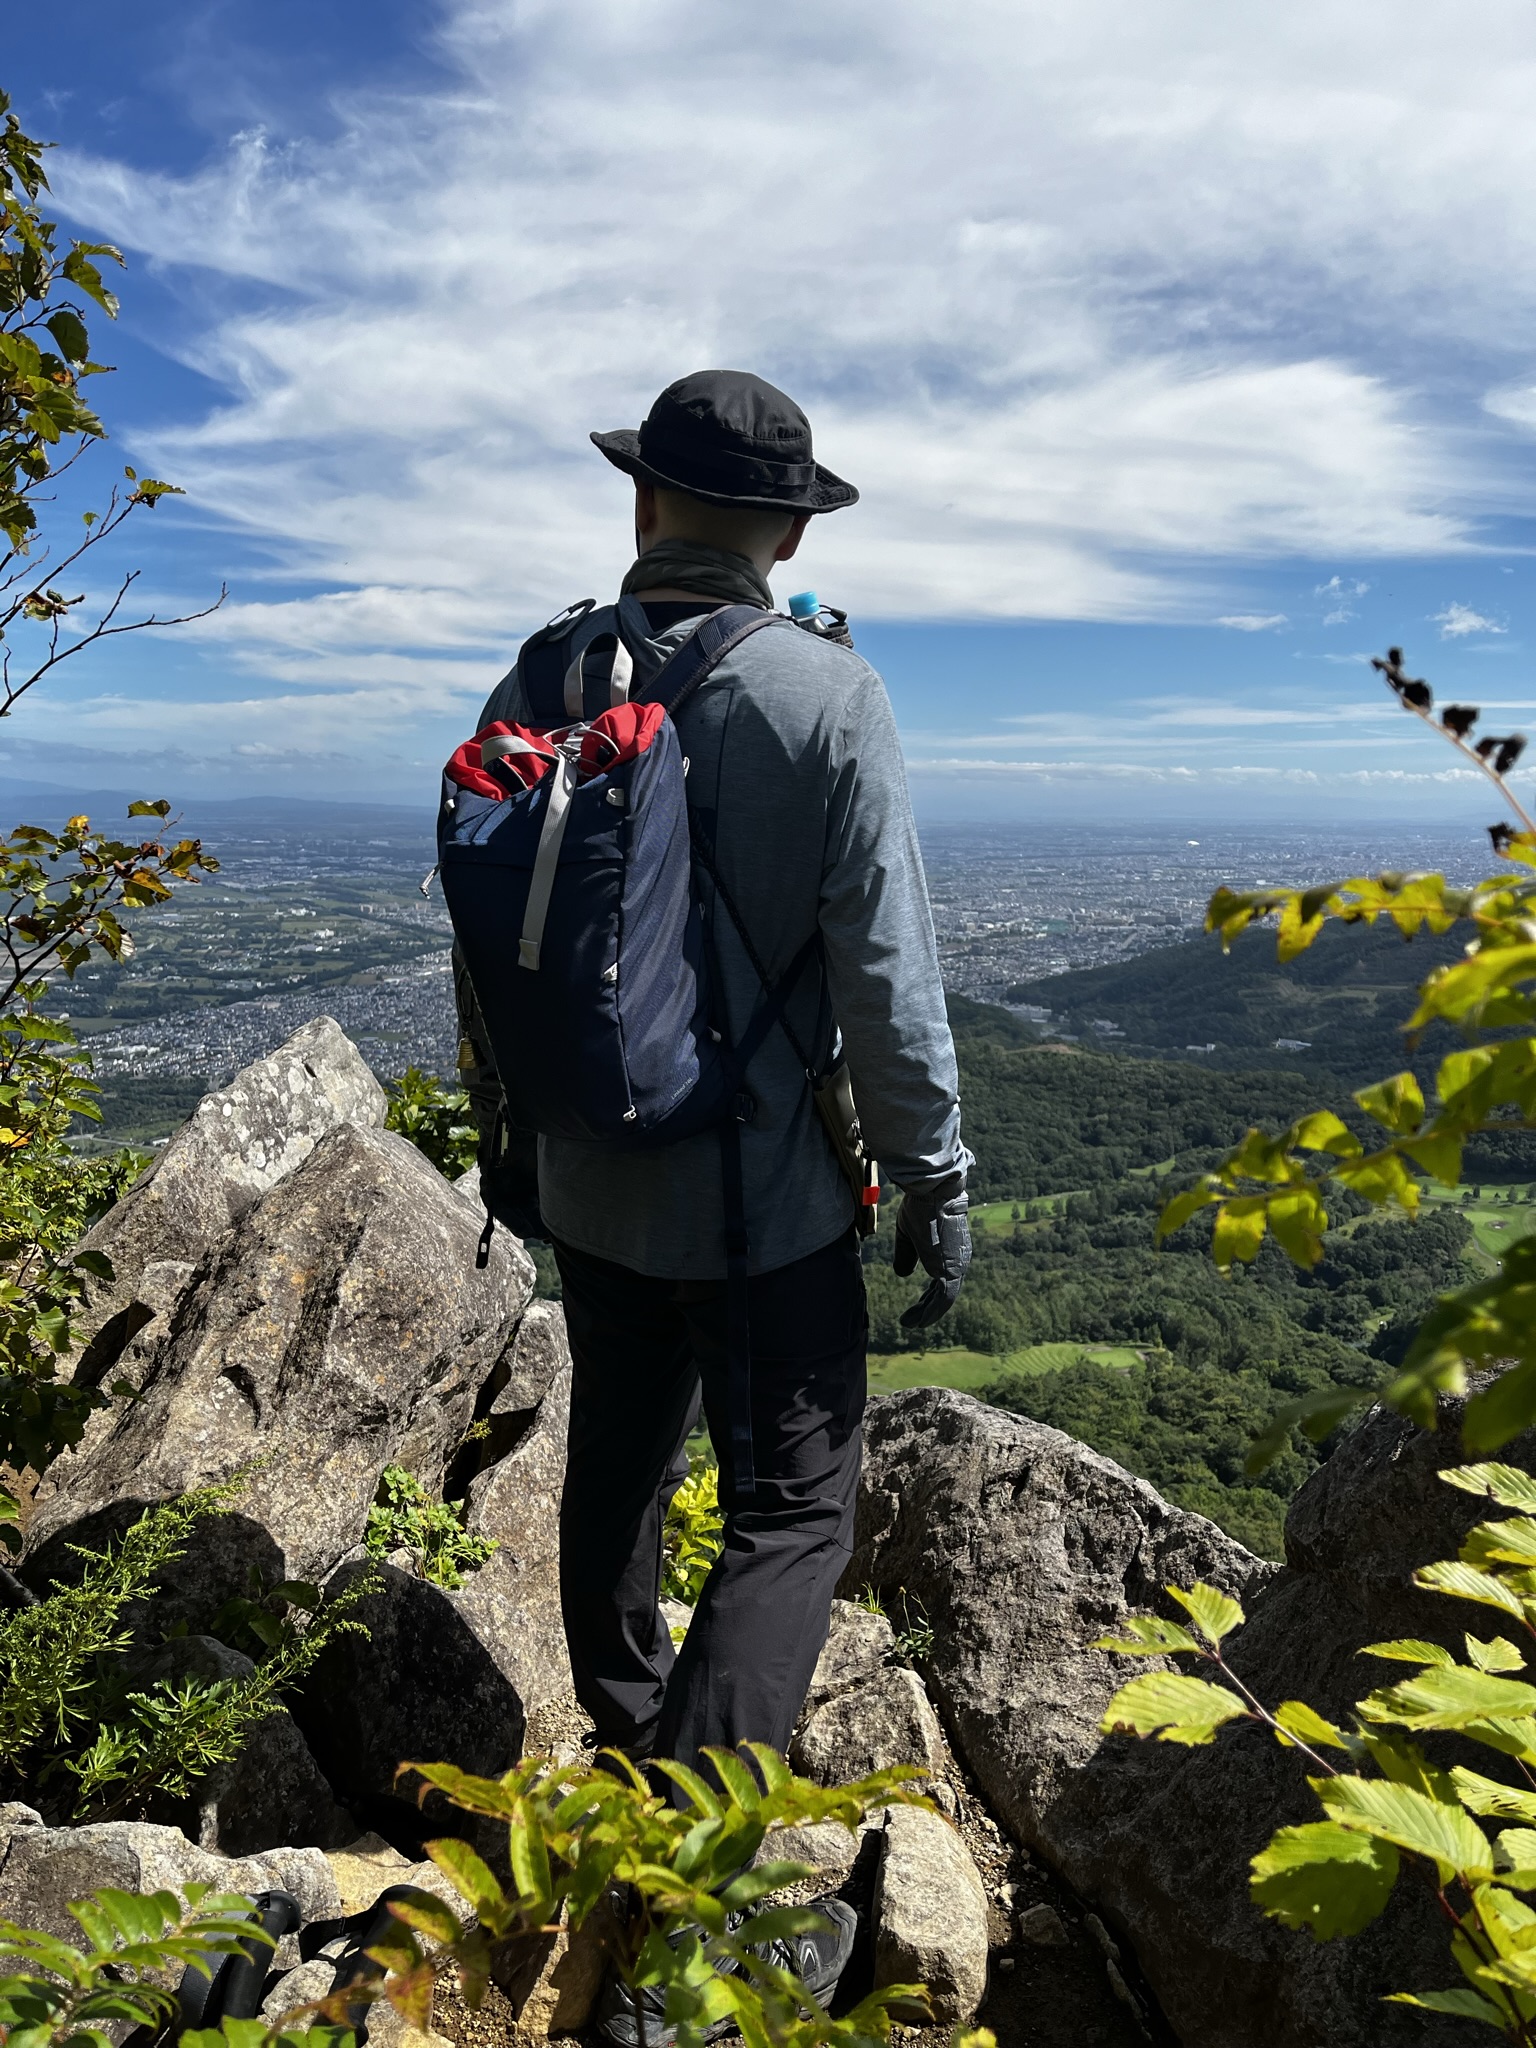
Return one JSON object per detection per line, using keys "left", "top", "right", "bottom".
{"left": 1099, "top": 1461, "right": 1536, "bottom": 2040}
{"left": 1160, "top": 836, "right": 1536, "bottom": 1458}
{"left": 0, "top": 99, "right": 219, "bottom": 1511}
{"left": 399, "top": 1744, "right": 934, "bottom": 2048}
{"left": 902, "top": 1171, "right": 1469, "bottom": 1555}
{"left": 0, "top": 1880, "right": 349, "bottom": 2048}
{"left": 662, "top": 1456, "right": 723, "bottom": 1604}
{"left": 0, "top": 1483, "right": 373, "bottom": 1822}
{"left": 383, "top": 1068, "right": 478, "bottom": 1181}
{"left": 365, "top": 1465, "right": 497, "bottom": 1591}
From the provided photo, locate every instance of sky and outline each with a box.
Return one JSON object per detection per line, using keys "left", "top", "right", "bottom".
{"left": 5, "top": 0, "right": 1536, "bottom": 829}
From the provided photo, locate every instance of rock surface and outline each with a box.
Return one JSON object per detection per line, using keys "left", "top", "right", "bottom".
{"left": 26, "top": 1121, "right": 533, "bottom": 1615}
{"left": 0, "top": 1809, "right": 340, "bottom": 1943}
{"left": 71, "top": 1018, "right": 387, "bottom": 1356}
{"left": 872, "top": 1804, "right": 989, "bottom": 2026}
{"left": 790, "top": 1601, "right": 945, "bottom": 1786}
{"left": 298, "top": 1558, "right": 533, "bottom": 1846}
{"left": 457, "top": 1357, "right": 573, "bottom": 1714}
{"left": 847, "top": 1385, "right": 1525, "bottom": 2048}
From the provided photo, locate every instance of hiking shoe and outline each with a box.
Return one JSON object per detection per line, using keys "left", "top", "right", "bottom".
{"left": 595, "top": 1895, "right": 858, "bottom": 2048}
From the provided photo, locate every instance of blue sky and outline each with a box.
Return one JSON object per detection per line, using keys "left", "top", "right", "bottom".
{"left": 7, "top": 0, "right": 1536, "bottom": 828}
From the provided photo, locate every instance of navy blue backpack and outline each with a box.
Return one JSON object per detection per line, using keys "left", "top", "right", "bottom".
{"left": 437, "top": 600, "right": 818, "bottom": 1490}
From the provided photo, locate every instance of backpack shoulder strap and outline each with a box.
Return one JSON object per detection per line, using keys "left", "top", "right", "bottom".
{"left": 640, "top": 606, "right": 785, "bottom": 717}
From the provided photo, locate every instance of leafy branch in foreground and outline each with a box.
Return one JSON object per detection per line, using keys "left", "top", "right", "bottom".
{"left": 662, "top": 1454, "right": 723, "bottom": 1605}
{"left": 1158, "top": 646, "right": 1536, "bottom": 1463}
{"left": 383, "top": 1067, "right": 479, "bottom": 1181}
{"left": 0, "top": 1881, "right": 343, "bottom": 2048}
{"left": 1100, "top": 1460, "right": 1536, "bottom": 2043}
{"left": 395, "top": 1744, "right": 954, "bottom": 2048}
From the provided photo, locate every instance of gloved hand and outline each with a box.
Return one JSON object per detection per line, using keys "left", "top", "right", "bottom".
{"left": 892, "top": 1185, "right": 972, "bottom": 1330}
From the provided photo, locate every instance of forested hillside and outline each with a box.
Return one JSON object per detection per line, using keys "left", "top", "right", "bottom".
{"left": 1003, "top": 918, "right": 1473, "bottom": 1091}
{"left": 870, "top": 991, "right": 1505, "bottom": 1557}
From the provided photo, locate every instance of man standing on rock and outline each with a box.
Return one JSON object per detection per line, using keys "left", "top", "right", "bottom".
{"left": 456, "top": 371, "right": 970, "bottom": 2030}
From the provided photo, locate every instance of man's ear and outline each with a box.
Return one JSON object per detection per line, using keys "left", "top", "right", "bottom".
{"left": 774, "top": 513, "right": 812, "bottom": 564}
{"left": 634, "top": 480, "right": 659, "bottom": 548}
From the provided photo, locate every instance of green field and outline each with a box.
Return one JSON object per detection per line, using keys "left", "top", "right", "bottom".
{"left": 1419, "top": 1182, "right": 1536, "bottom": 1261}
{"left": 866, "top": 1340, "right": 1143, "bottom": 1397}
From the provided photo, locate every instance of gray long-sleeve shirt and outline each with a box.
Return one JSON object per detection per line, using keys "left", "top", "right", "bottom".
{"left": 471, "top": 605, "right": 965, "bottom": 1278}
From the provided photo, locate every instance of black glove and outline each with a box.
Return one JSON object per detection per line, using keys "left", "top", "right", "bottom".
{"left": 892, "top": 1186, "right": 971, "bottom": 1330}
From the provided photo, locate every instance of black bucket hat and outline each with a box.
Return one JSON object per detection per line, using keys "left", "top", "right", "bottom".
{"left": 591, "top": 369, "right": 858, "bottom": 514}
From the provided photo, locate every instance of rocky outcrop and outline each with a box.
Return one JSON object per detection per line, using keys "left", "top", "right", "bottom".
{"left": 71, "top": 1017, "right": 387, "bottom": 1360}
{"left": 26, "top": 1121, "right": 533, "bottom": 1617}
{"left": 0, "top": 1805, "right": 340, "bottom": 1944}
{"left": 790, "top": 1600, "right": 946, "bottom": 1786}
{"left": 847, "top": 1385, "right": 1520, "bottom": 2048}
{"left": 297, "top": 1557, "right": 535, "bottom": 1848}
{"left": 872, "top": 1804, "right": 989, "bottom": 2026}
{"left": 456, "top": 1356, "right": 573, "bottom": 1713}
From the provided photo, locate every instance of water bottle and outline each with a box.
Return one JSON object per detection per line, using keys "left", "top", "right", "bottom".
{"left": 788, "top": 589, "right": 854, "bottom": 648}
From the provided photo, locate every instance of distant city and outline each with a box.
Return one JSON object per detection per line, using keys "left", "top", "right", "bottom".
{"left": 46, "top": 799, "right": 1503, "bottom": 1108}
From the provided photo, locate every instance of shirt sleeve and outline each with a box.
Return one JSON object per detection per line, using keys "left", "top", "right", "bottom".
{"left": 818, "top": 668, "right": 970, "bottom": 1195}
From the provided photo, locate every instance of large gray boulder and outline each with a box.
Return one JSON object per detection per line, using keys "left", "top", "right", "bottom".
{"left": 27, "top": 1121, "right": 533, "bottom": 1617}
{"left": 847, "top": 1386, "right": 1521, "bottom": 2048}
{"left": 296, "top": 1558, "right": 531, "bottom": 1848}
{"left": 71, "top": 1017, "right": 387, "bottom": 1367}
{"left": 0, "top": 1807, "right": 340, "bottom": 1945}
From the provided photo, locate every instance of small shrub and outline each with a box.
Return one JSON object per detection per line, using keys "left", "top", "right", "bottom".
{"left": 383, "top": 1069, "right": 478, "bottom": 1180}
{"left": 1100, "top": 1459, "right": 1536, "bottom": 2038}
{"left": 402, "top": 1744, "right": 944, "bottom": 2048}
{"left": 365, "top": 1465, "right": 497, "bottom": 1591}
{"left": 661, "top": 1455, "right": 723, "bottom": 1605}
{"left": 0, "top": 1482, "right": 373, "bottom": 1821}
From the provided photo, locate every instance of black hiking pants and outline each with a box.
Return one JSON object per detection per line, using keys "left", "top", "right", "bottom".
{"left": 553, "top": 1227, "right": 867, "bottom": 1782}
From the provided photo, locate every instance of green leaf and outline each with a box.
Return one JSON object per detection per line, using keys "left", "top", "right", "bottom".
{"left": 1315, "top": 1775, "right": 1494, "bottom": 1877}
{"left": 1353, "top": 1070, "right": 1425, "bottom": 1135}
{"left": 422, "top": 1840, "right": 505, "bottom": 1927}
{"left": 1249, "top": 1822, "right": 1400, "bottom": 1939}
{"left": 1414, "top": 1560, "right": 1526, "bottom": 1619}
{"left": 1211, "top": 1197, "right": 1267, "bottom": 1270}
{"left": 1444, "top": 1464, "right": 1536, "bottom": 1513}
{"left": 1168, "top": 1582, "right": 1245, "bottom": 1647}
{"left": 1273, "top": 1700, "right": 1350, "bottom": 1751}
{"left": 1385, "top": 1988, "right": 1509, "bottom": 2024}
{"left": 1092, "top": 1615, "right": 1202, "bottom": 1658}
{"left": 1361, "top": 1664, "right": 1536, "bottom": 1730}
{"left": 1497, "top": 1828, "right": 1536, "bottom": 1872}
{"left": 1454, "top": 1769, "right": 1536, "bottom": 1824}
{"left": 1100, "top": 1671, "right": 1250, "bottom": 1745}
{"left": 1361, "top": 1639, "right": 1455, "bottom": 1667}
{"left": 1467, "top": 1635, "right": 1528, "bottom": 1675}
{"left": 1464, "top": 1515, "right": 1536, "bottom": 1571}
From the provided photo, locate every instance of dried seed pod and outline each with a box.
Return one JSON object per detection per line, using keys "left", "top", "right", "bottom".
{"left": 1496, "top": 737, "right": 1527, "bottom": 774}
{"left": 1442, "top": 705, "right": 1479, "bottom": 739}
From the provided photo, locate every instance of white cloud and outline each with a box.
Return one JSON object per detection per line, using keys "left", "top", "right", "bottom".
{"left": 1216, "top": 613, "right": 1289, "bottom": 632}
{"left": 27, "top": 0, "right": 1536, "bottom": 776}
{"left": 1315, "top": 576, "right": 1370, "bottom": 598}
{"left": 1434, "top": 602, "right": 1508, "bottom": 638}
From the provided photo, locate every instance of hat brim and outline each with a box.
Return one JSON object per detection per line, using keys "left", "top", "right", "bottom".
{"left": 590, "top": 428, "right": 858, "bottom": 513}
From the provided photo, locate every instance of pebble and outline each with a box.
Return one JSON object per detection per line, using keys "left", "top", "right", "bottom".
{"left": 1016, "top": 1902, "right": 1070, "bottom": 1948}
{"left": 1083, "top": 1911, "right": 1121, "bottom": 1962}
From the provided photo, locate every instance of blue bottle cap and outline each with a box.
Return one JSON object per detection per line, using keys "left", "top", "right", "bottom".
{"left": 787, "top": 590, "right": 820, "bottom": 619}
